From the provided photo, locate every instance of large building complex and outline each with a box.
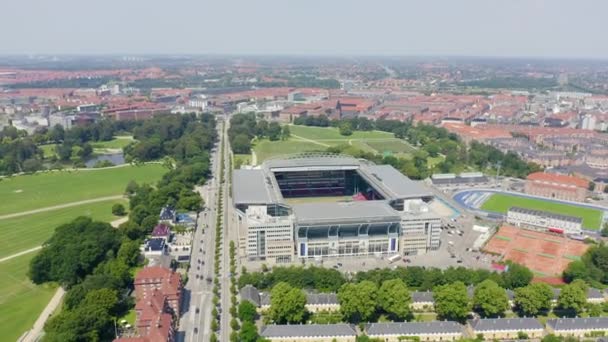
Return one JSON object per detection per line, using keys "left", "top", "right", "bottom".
{"left": 524, "top": 172, "right": 589, "bottom": 203}
{"left": 232, "top": 153, "right": 441, "bottom": 264}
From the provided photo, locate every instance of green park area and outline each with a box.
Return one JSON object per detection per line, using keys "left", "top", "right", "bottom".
{"left": 0, "top": 253, "right": 58, "bottom": 342}
{"left": 90, "top": 136, "right": 135, "bottom": 150}
{"left": 289, "top": 125, "right": 393, "bottom": 140}
{"left": 0, "top": 199, "right": 127, "bottom": 259}
{"left": 254, "top": 139, "right": 326, "bottom": 163}
{"left": 481, "top": 193, "right": 603, "bottom": 230}
{"left": 0, "top": 163, "right": 165, "bottom": 215}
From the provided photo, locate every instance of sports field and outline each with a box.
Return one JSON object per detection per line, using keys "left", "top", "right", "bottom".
{"left": 480, "top": 193, "right": 603, "bottom": 230}
{"left": 0, "top": 163, "right": 165, "bottom": 216}
{"left": 289, "top": 125, "right": 393, "bottom": 140}
{"left": 0, "top": 199, "right": 127, "bottom": 259}
{"left": 364, "top": 139, "right": 416, "bottom": 155}
{"left": 0, "top": 253, "right": 58, "bottom": 342}
{"left": 484, "top": 225, "right": 589, "bottom": 276}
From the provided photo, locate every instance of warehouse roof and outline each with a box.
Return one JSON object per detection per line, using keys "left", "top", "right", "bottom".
{"left": 508, "top": 206, "right": 583, "bottom": 223}
{"left": 366, "top": 321, "right": 463, "bottom": 336}
{"left": 468, "top": 318, "right": 543, "bottom": 332}
{"left": 547, "top": 317, "right": 608, "bottom": 331}
{"left": 260, "top": 324, "right": 357, "bottom": 338}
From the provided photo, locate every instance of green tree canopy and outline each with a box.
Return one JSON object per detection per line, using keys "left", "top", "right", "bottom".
{"left": 473, "top": 279, "right": 510, "bottom": 318}
{"left": 338, "top": 280, "right": 378, "bottom": 323}
{"left": 269, "top": 282, "right": 307, "bottom": 324}
{"left": 513, "top": 283, "right": 554, "bottom": 316}
{"left": 557, "top": 279, "right": 588, "bottom": 316}
{"left": 433, "top": 281, "right": 470, "bottom": 322}
{"left": 377, "top": 278, "right": 412, "bottom": 321}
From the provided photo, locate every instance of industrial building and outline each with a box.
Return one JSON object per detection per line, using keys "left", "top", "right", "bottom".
{"left": 506, "top": 206, "right": 583, "bottom": 235}
{"left": 232, "top": 153, "right": 442, "bottom": 264}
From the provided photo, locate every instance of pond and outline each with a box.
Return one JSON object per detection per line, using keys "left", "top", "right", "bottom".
{"left": 85, "top": 152, "right": 126, "bottom": 168}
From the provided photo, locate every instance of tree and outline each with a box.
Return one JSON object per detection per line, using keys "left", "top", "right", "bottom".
{"left": 433, "top": 281, "right": 470, "bottom": 322}
{"left": 339, "top": 121, "right": 353, "bottom": 136}
{"left": 601, "top": 224, "right": 608, "bottom": 238}
{"left": 513, "top": 283, "right": 554, "bottom": 316}
{"left": 125, "top": 180, "right": 139, "bottom": 195}
{"left": 557, "top": 280, "right": 588, "bottom": 315}
{"left": 589, "top": 181, "right": 596, "bottom": 191}
{"left": 117, "top": 239, "right": 141, "bottom": 267}
{"left": 267, "top": 122, "right": 282, "bottom": 141}
{"left": 281, "top": 125, "right": 291, "bottom": 140}
{"left": 111, "top": 203, "right": 126, "bottom": 216}
{"left": 377, "top": 278, "right": 412, "bottom": 320}
{"left": 269, "top": 282, "right": 307, "bottom": 323}
{"left": 338, "top": 281, "right": 378, "bottom": 323}
{"left": 563, "top": 260, "right": 590, "bottom": 283}
{"left": 502, "top": 263, "right": 533, "bottom": 289}
{"left": 473, "top": 279, "right": 509, "bottom": 318}
{"left": 80, "top": 288, "right": 119, "bottom": 316}
{"left": 240, "top": 321, "right": 259, "bottom": 342}
{"left": 238, "top": 300, "right": 257, "bottom": 323}
{"left": 231, "top": 133, "right": 252, "bottom": 154}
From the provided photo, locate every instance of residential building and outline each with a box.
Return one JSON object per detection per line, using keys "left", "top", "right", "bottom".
{"left": 524, "top": 172, "right": 589, "bottom": 202}
{"left": 466, "top": 318, "right": 544, "bottom": 340}
{"left": 259, "top": 324, "right": 357, "bottom": 342}
{"left": 134, "top": 266, "right": 182, "bottom": 317}
{"left": 546, "top": 317, "right": 608, "bottom": 338}
{"left": 366, "top": 321, "right": 464, "bottom": 342}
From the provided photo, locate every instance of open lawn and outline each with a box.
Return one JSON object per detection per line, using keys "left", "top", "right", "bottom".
{"left": 289, "top": 125, "right": 393, "bottom": 140}
{"left": 0, "top": 199, "right": 127, "bottom": 259}
{"left": 91, "top": 136, "right": 135, "bottom": 150}
{"left": 0, "top": 163, "right": 165, "bottom": 216}
{"left": 254, "top": 139, "right": 325, "bottom": 164}
{"left": 0, "top": 253, "right": 58, "bottom": 342}
{"left": 481, "top": 193, "right": 603, "bottom": 230}
{"left": 39, "top": 144, "right": 57, "bottom": 158}
{"left": 364, "top": 139, "right": 416, "bottom": 154}
{"left": 233, "top": 154, "right": 251, "bottom": 169}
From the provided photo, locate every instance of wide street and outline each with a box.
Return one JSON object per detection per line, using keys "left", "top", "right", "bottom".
{"left": 178, "top": 123, "right": 225, "bottom": 342}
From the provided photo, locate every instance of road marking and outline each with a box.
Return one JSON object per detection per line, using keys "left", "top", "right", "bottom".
{"left": 0, "top": 246, "right": 42, "bottom": 263}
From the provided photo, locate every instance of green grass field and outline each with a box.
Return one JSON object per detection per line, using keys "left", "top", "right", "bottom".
{"left": 0, "top": 253, "right": 58, "bottom": 342}
{"left": 0, "top": 164, "right": 165, "bottom": 216}
{"left": 233, "top": 154, "right": 251, "bottom": 168}
{"left": 364, "top": 139, "right": 416, "bottom": 154}
{"left": 0, "top": 199, "right": 127, "bottom": 259}
{"left": 39, "top": 144, "right": 58, "bottom": 158}
{"left": 481, "top": 193, "right": 603, "bottom": 230}
{"left": 90, "top": 136, "right": 135, "bottom": 150}
{"left": 289, "top": 125, "right": 393, "bottom": 140}
{"left": 254, "top": 139, "right": 325, "bottom": 164}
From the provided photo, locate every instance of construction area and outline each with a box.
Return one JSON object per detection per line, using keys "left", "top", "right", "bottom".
{"left": 483, "top": 225, "right": 589, "bottom": 277}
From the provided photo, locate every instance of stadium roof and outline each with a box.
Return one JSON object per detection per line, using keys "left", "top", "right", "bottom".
{"left": 233, "top": 169, "right": 279, "bottom": 205}
{"left": 260, "top": 324, "right": 357, "bottom": 338}
{"left": 362, "top": 164, "right": 432, "bottom": 200}
{"left": 264, "top": 153, "right": 360, "bottom": 172}
{"left": 508, "top": 206, "right": 583, "bottom": 223}
{"left": 293, "top": 201, "right": 401, "bottom": 225}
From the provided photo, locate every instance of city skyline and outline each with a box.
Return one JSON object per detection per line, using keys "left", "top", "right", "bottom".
{"left": 2, "top": 0, "right": 608, "bottom": 59}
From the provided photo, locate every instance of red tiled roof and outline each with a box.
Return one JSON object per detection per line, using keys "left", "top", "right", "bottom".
{"left": 526, "top": 172, "right": 589, "bottom": 188}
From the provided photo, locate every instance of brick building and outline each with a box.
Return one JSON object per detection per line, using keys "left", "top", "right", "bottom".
{"left": 524, "top": 172, "right": 589, "bottom": 202}
{"left": 134, "top": 266, "right": 182, "bottom": 317}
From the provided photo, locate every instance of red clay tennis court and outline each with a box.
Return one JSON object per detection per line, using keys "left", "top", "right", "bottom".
{"left": 483, "top": 225, "right": 589, "bottom": 277}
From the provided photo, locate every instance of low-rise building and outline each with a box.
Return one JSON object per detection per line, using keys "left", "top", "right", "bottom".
{"left": 546, "top": 317, "right": 608, "bottom": 338}
{"left": 260, "top": 324, "right": 357, "bottom": 342}
{"left": 506, "top": 206, "right": 583, "bottom": 235}
{"left": 411, "top": 291, "right": 435, "bottom": 311}
{"left": 366, "top": 321, "right": 464, "bottom": 342}
{"left": 305, "top": 293, "right": 340, "bottom": 313}
{"left": 466, "top": 318, "right": 544, "bottom": 340}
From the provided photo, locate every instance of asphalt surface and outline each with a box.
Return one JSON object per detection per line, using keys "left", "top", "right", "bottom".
{"left": 178, "top": 124, "right": 223, "bottom": 342}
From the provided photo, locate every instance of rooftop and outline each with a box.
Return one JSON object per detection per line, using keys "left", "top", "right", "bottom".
{"left": 508, "top": 206, "right": 583, "bottom": 223}
{"left": 293, "top": 201, "right": 401, "bottom": 225}
{"left": 547, "top": 317, "right": 608, "bottom": 331}
{"left": 260, "top": 324, "right": 357, "bottom": 338}
{"left": 468, "top": 318, "right": 543, "bottom": 332}
{"left": 527, "top": 172, "right": 589, "bottom": 188}
{"left": 366, "top": 321, "right": 463, "bottom": 336}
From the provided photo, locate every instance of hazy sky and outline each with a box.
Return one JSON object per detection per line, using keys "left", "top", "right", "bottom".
{"left": 1, "top": 0, "right": 607, "bottom": 58}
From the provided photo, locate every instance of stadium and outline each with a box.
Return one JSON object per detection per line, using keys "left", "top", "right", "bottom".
{"left": 232, "top": 153, "right": 442, "bottom": 264}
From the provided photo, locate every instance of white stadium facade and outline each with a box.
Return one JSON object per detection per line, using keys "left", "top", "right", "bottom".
{"left": 232, "top": 153, "right": 442, "bottom": 264}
